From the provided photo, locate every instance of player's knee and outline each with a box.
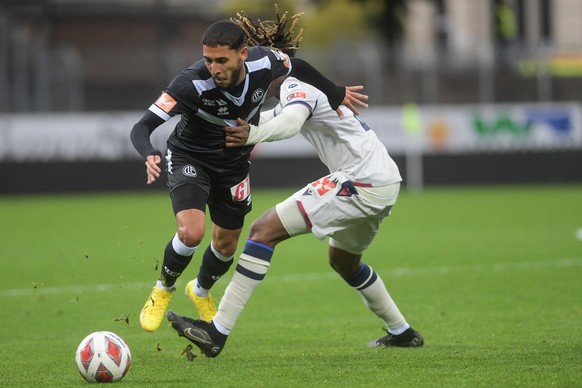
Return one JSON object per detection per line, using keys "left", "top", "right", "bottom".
{"left": 248, "top": 208, "right": 289, "bottom": 247}
{"left": 177, "top": 226, "right": 204, "bottom": 248}
{"left": 248, "top": 217, "right": 269, "bottom": 243}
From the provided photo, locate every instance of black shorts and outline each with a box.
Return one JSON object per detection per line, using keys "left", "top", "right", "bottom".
{"left": 166, "top": 150, "right": 252, "bottom": 230}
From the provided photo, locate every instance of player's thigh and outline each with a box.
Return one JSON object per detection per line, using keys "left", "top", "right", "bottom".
{"left": 275, "top": 196, "right": 311, "bottom": 237}
{"left": 290, "top": 180, "right": 384, "bottom": 240}
{"left": 329, "top": 216, "right": 384, "bottom": 255}
{"left": 166, "top": 154, "right": 211, "bottom": 214}
{"left": 328, "top": 183, "right": 400, "bottom": 253}
{"left": 207, "top": 163, "right": 252, "bottom": 230}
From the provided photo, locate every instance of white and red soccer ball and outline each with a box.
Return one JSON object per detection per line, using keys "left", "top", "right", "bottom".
{"left": 75, "top": 331, "right": 131, "bottom": 383}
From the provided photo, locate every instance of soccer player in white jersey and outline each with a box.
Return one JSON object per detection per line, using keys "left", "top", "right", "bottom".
{"left": 167, "top": 9, "right": 424, "bottom": 356}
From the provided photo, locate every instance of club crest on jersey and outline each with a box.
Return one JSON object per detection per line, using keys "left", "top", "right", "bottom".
{"left": 182, "top": 165, "right": 197, "bottom": 177}
{"left": 252, "top": 89, "right": 265, "bottom": 103}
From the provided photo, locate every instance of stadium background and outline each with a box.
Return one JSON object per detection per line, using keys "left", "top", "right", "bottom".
{"left": 1, "top": 2, "right": 580, "bottom": 385}
{"left": 1, "top": 0, "right": 581, "bottom": 193}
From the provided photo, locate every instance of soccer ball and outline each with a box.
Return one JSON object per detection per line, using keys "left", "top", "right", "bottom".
{"left": 75, "top": 331, "right": 131, "bottom": 383}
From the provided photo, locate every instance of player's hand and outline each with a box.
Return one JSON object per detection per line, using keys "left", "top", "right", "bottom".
{"left": 336, "top": 85, "right": 368, "bottom": 119}
{"left": 145, "top": 153, "right": 162, "bottom": 184}
{"left": 225, "top": 118, "right": 250, "bottom": 147}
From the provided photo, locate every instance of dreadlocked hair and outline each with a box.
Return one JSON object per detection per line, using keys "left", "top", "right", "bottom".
{"left": 231, "top": 5, "right": 304, "bottom": 57}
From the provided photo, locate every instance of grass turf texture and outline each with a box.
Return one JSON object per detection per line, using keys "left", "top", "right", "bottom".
{"left": 1, "top": 185, "right": 580, "bottom": 386}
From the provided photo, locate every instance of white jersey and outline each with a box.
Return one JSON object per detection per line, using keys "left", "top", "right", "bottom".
{"left": 272, "top": 77, "right": 401, "bottom": 186}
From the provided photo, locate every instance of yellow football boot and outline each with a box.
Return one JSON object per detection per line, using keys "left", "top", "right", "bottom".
{"left": 140, "top": 286, "right": 173, "bottom": 332}
{"left": 185, "top": 280, "right": 217, "bottom": 321}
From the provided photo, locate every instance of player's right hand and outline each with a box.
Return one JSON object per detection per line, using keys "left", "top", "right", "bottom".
{"left": 337, "top": 85, "right": 368, "bottom": 119}
{"left": 145, "top": 153, "right": 162, "bottom": 184}
{"left": 224, "top": 118, "right": 250, "bottom": 147}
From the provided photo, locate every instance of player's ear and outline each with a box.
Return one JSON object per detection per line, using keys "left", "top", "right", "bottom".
{"left": 239, "top": 46, "right": 248, "bottom": 61}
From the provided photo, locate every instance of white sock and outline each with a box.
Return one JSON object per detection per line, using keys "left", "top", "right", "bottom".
{"left": 358, "top": 277, "right": 408, "bottom": 331}
{"left": 172, "top": 233, "right": 197, "bottom": 256}
{"left": 213, "top": 319, "right": 231, "bottom": 335}
{"left": 210, "top": 241, "right": 234, "bottom": 262}
{"left": 213, "top": 241, "right": 273, "bottom": 331}
{"left": 346, "top": 263, "right": 408, "bottom": 332}
{"left": 156, "top": 280, "right": 175, "bottom": 292}
{"left": 193, "top": 277, "right": 208, "bottom": 298}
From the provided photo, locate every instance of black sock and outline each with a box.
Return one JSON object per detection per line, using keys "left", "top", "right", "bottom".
{"left": 159, "top": 238, "right": 193, "bottom": 287}
{"left": 196, "top": 244, "right": 233, "bottom": 290}
{"left": 209, "top": 321, "right": 228, "bottom": 346}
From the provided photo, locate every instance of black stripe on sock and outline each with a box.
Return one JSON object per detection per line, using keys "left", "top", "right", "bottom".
{"left": 236, "top": 263, "right": 266, "bottom": 281}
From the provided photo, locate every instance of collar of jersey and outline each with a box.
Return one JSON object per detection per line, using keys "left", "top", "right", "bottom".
{"left": 221, "top": 74, "right": 249, "bottom": 106}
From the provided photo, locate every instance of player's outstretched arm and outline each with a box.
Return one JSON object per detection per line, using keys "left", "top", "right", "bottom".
{"left": 225, "top": 104, "right": 310, "bottom": 147}
{"left": 289, "top": 57, "right": 368, "bottom": 118}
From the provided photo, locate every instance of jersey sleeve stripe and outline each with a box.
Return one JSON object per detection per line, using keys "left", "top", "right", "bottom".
{"left": 286, "top": 100, "right": 314, "bottom": 114}
{"left": 148, "top": 104, "right": 171, "bottom": 121}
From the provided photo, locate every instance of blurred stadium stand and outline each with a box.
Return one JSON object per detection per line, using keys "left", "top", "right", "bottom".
{"left": 2, "top": 0, "right": 582, "bottom": 112}
{"left": 0, "top": 0, "right": 581, "bottom": 193}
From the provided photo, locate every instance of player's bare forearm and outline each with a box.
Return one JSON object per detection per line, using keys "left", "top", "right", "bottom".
{"left": 225, "top": 118, "right": 250, "bottom": 147}
{"left": 336, "top": 85, "right": 368, "bottom": 119}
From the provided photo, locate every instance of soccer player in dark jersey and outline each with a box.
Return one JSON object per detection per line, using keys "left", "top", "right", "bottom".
{"left": 131, "top": 18, "right": 368, "bottom": 332}
{"left": 165, "top": 10, "right": 423, "bottom": 357}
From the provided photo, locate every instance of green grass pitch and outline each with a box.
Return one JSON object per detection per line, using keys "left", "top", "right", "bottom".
{"left": 1, "top": 184, "right": 581, "bottom": 386}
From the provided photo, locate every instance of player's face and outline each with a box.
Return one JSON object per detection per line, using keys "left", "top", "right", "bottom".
{"left": 203, "top": 45, "right": 248, "bottom": 90}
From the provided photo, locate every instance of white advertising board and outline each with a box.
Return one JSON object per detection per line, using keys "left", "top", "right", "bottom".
{"left": 0, "top": 103, "right": 580, "bottom": 162}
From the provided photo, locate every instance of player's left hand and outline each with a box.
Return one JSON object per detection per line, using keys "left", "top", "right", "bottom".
{"left": 337, "top": 85, "right": 368, "bottom": 119}
{"left": 225, "top": 118, "right": 250, "bottom": 147}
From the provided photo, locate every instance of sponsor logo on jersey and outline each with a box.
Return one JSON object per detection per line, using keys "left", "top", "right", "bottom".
{"left": 155, "top": 92, "right": 177, "bottom": 113}
{"left": 217, "top": 106, "right": 229, "bottom": 116}
{"left": 202, "top": 98, "right": 216, "bottom": 106}
{"left": 231, "top": 175, "right": 250, "bottom": 202}
{"left": 288, "top": 83, "right": 299, "bottom": 89}
{"left": 252, "top": 89, "right": 265, "bottom": 103}
{"left": 286, "top": 91, "right": 307, "bottom": 102}
{"left": 182, "top": 165, "right": 197, "bottom": 177}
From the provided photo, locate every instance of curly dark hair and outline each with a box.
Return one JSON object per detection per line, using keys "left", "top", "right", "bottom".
{"left": 231, "top": 5, "right": 304, "bottom": 57}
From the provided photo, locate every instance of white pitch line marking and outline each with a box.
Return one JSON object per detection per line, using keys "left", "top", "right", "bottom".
{"left": 1, "top": 258, "right": 580, "bottom": 298}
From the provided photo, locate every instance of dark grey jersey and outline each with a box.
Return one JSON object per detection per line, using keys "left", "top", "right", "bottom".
{"left": 148, "top": 46, "right": 292, "bottom": 173}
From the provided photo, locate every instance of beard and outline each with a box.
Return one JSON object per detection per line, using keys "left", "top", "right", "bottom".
{"left": 215, "top": 60, "right": 244, "bottom": 92}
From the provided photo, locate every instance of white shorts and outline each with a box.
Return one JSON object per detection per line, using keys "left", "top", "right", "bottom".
{"left": 275, "top": 172, "right": 400, "bottom": 255}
